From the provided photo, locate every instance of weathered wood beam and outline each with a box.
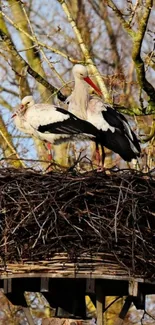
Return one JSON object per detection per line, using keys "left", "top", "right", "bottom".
{"left": 96, "top": 281, "right": 105, "bottom": 325}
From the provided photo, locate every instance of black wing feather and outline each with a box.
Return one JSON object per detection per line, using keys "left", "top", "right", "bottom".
{"left": 38, "top": 107, "right": 99, "bottom": 138}
{"left": 100, "top": 129, "right": 139, "bottom": 161}
{"left": 102, "top": 105, "right": 141, "bottom": 154}
{"left": 102, "top": 106, "right": 127, "bottom": 130}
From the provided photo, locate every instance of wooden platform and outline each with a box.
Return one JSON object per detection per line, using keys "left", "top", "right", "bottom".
{"left": 0, "top": 253, "right": 145, "bottom": 279}
{"left": 1, "top": 254, "right": 155, "bottom": 297}
{"left": 1, "top": 168, "right": 155, "bottom": 323}
{"left": 1, "top": 168, "right": 155, "bottom": 280}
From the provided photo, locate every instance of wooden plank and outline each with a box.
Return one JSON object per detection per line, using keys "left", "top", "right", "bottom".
{"left": 128, "top": 279, "right": 138, "bottom": 296}
{"left": 0, "top": 272, "right": 145, "bottom": 282}
{"left": 96, "top": 281, "right": 105, "bottom": 325}
{"left": 41, "top": 277, "right": 49, "bottom": 292}
{"left": 86, "top": 279, "right": 95, "bottom": 293}
{"left": 3, "top": 278, "right": 12, "bottom": 294}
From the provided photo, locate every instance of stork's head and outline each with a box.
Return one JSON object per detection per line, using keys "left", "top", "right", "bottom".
{"left": 12, "top": 95, "right": 34, "bottom": 118}
{"left": 19, "top": 95, "right": 34, "bottom": 114}
{"left": 21, "top": 95, "right": 34, "bottom": 110}
{"left": 72, "top": 64, "right": 88, "bottom": 80}
{"left": 72, "top": 64, "right": 102, "bottom": 96}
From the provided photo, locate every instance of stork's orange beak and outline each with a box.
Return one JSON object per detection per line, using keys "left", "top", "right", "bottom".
{"left": 11, "top": 104, "right": 24, "bottom": 118}
{"left": 83, "top": 76, "right": 102, "bottom": 96}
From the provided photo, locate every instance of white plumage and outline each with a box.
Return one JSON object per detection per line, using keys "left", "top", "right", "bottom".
{"left": 87, "top": 98, "right": 141, "bottom": 161}
{"left": 13, "top": 63, "right": 141, "bottom": 166}
{"left": 66, "top": 65, "right": 104, "bottom": 166}
{"left": 66, "top": 65, "right": 141, "bottom": 163}
{"left": 87, "top": 99, "right": 115, "bottom": 133}
{"left": 67, "top": 64, "right": 102, "bottom": 119}
{"left": 12, "top": 95, "right": 102, "bottom": 145}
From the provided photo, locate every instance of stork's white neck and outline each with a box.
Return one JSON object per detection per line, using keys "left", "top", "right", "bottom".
{"left": 71, "top": 78, "right": 89, "bottom": 119}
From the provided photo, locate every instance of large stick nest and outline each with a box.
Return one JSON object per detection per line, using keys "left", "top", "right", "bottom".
{"left": 0, "top": 168, "right": 155, "bottom": 277}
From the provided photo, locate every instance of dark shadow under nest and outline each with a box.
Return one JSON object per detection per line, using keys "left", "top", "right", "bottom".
{"left": 0, "top": 167, "right": 155, "bottom": 278}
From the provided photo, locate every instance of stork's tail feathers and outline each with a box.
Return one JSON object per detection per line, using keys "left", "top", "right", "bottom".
{"left": 98, "top": 129, "right": 141, "bottom": 162}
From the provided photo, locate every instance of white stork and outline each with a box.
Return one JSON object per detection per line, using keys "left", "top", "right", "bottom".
{"left": 66, "top": 64, "right": 141, "bottom": 166}
{"left": 67, "top": 64, "right": 102, "bottom": 119}
{"left": 66, "top": 64, "right": 103, "bottom": 166}
{"left": 12, "top": 99, "right": 54, "bottom": 160}
{"left": 12, "top": 95, "right": 104, "bottom": 148}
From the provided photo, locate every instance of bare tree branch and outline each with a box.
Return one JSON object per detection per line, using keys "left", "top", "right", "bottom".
{"left": 0, "top": 29, "right": 59, "bottom": 95}
{"left": 0, "top": 116, "right": 26, "bottom": 168}
{"left": 107, "top": 0, "right": 133, "bottom": 36}
{"left": 0, "top": 9, "right": 82, "bottom": 64}
{"left": 107, "top": 0, "right": 155, "bottom": 112}
{"left": 131, "top": 0, "right": 155, "bottom": 111}
{"left": 88, "top": 0, "right": 124, "bottom": 74}
{"left": 58, "top": 0, "right": 111, "bottom": 101}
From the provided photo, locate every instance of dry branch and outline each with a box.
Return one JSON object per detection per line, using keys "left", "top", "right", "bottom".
{"left": 58, "top": 0, "right": 111, "bottom": 102}
{"left": 0, "top": 9, "right": 80, "bottom": 64}
{"left": 107, "top": 0, "right": 155, "bottom": 112}
{"left": 89, "top": 0, "right": 124, "bottom": 75}
{"left": 0, "top": 29, "right": 58, "bottom": 95}
{"left": 0, "top": 117, "right": 25, "bottom": 168}
{"left": 8, "top": 0, "right": 52, "bottom": 102}
{"left": 0, "top": 168, "right": 155, "bottom": 278}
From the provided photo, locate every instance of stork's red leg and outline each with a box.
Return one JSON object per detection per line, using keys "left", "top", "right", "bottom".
{"left": 46, "top": 142, "right": 53, "bottom": 161}
{"left": 44, "top": 142, "right": 53, "bottom": 172}
{"left": 96, "top": 144, "right": 105, "bottom": 172}
{"left": 98, "top": 144, "right": 105, "bottom": 172}
{"left": 95, "top": 142, "right": 101, "bottom": 168}
{"left": 101, "top": 145, "right": 105, "bottom": 168}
